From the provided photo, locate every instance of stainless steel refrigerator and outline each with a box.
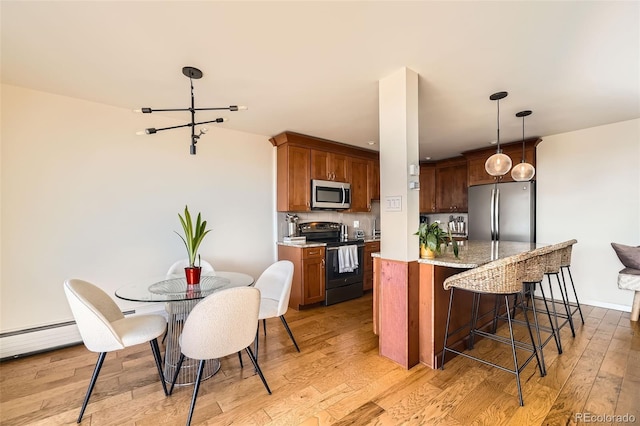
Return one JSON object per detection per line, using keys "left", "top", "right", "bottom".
{"left": 468, "top": 181, "right": 535, "bottom": 242}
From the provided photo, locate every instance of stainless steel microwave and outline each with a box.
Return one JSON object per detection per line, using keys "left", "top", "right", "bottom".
{"left": 311, "top": 179, "right": 351, "bottom": 210}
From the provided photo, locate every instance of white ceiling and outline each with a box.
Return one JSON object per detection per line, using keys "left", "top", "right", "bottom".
{"left": 2, "top": 1, "right": 638, "bottom": 160}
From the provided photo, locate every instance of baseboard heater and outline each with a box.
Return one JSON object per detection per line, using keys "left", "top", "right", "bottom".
{"left": 0, "top": 309, "right": 136, "bottom": 361}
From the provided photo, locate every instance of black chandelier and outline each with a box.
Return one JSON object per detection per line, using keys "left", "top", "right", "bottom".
{"left": 135, "top": 66, "right": 246, "bottom": 155}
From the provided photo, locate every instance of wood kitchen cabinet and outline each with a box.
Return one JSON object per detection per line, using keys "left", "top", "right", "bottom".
{"left": 278, "top": 245, "right": 326, "bottom": 309}
{"left": 419, "top": 158, "right": 467, "bottom": 213}
{"left": 368, "top": 159, "right": 380, "bottom": 201}
{"left": 276, "top": 144, "right": 311, "bottom": 212}
{"left": 270, "top": 131, "right": 380, "bottom": 213}
{"left": 419, "top": 163, "right": 436, "bottom": 213}
{"left": 435, "top": 157, "right": 468, "bottom": 213}
{"left": 311, "top": 150, "right": 349, "bottom": 182}
{"left": 464, "top": 138, "right": 540, "bottom": 187}
{"left": 363, "top": 240, "right": 380, "bottom": 291}
{"left": 348, "top": 156, "right": 370, "bottom": 212}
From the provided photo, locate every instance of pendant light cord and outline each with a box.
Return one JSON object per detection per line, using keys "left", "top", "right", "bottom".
{"left": 496, "top": 98, "right": 501, "bottom": 153}
{"left": 521, "top": 115, "right": 525, "bottom": 162}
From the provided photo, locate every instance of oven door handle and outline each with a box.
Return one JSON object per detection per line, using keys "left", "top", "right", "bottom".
{"left": 326, "top": 245, "right": 365, "bottom": 251}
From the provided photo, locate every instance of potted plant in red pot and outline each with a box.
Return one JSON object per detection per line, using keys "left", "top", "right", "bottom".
{"left": 176, "top": 205, "right": 211, "bottom": 285}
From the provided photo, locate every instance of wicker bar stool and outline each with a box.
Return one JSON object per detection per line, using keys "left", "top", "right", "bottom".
{"left": 559, "top": 239, "right": 584, "bottom": 324}
{"left": 524, "top": 242, "right": 577, "bottom": 356}
{"left": 441, "top": 252, "right": 542, "bottom": 406}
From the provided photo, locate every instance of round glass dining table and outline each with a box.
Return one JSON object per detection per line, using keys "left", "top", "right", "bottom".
{"left": 115, "top": 272, "right": 254, "bottom": 385}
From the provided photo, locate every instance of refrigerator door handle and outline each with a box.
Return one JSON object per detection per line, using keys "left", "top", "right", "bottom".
{"left": 495, "top": 187, "right": 500, "bottom": 240}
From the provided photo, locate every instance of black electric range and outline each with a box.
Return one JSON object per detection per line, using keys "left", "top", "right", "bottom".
{"left": 297, "top": 222, "right": 364, "bottom": 305}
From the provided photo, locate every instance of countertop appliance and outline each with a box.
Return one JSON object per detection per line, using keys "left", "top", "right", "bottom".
{"left": 468, "top": 181, "right": 535, "bottom": 242}
{"left": 311, "top": 179, "right": 351, "bottom": 210}
{"left": 285, "top": 213, "right": 299, "bottom": 237}
{"left": 298, "top": 221, "right": 364, "bottom": 305}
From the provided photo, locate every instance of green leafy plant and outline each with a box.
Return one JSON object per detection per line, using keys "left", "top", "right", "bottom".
{"left": 415, "top": 222, "right": 459, "bottom": 258}
{"left": 175, "top": 205, "right": 211, "bottom": 267}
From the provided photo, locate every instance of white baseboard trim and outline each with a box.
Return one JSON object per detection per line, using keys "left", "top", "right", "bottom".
{"left": 582, "top": 299, "right": 631, "bottom": 313}
{"left": 0, "top": 304, "right": 166, "bottom": 360}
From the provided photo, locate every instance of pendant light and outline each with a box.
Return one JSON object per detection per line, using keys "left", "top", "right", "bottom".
{"left": 511, "top": 110, "right": 536, "bottom": 181}
{"left": 484, "top": 91, "right": 512, "bottom": 177}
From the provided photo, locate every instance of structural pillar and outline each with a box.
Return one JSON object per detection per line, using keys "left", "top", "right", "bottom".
{"left": 377, "top": 67, "right": 421, "bottom": 368}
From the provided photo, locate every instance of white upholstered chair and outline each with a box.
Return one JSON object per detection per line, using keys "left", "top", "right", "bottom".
{"left": 253, "top": 260, "right": 299, "bottom": 360}
{"left": 63, "top": 279, "right": 168, "bottom": 423}
{"left": 169, "top": 286, "right": 271, "bottom": 426}
{"left": 161, "top": 258, "right": 215, "bottom": 343}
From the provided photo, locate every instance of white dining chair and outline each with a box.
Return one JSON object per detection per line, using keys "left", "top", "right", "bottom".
{"left": 169, "top": 286, "right": 271, "bottom": 426}
{"left": 253, "top": 260, "right": 299, "bottom": 361}
{"left": 161, "top": 258, "right": 215, "bottom": 343}
{"left": 63, "top": 279, "right": 168, "bottom": 423}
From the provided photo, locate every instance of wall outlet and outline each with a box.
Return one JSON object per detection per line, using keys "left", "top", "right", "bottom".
{"left": 353, "top": 220, "right": 359, "bottom": 228}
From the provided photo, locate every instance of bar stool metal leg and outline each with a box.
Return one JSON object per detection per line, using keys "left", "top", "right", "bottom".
{"left": 539, "top": 282, "right": 563, "bottom": 354}
{"left": 561, "top": 266, "right": 585, "bottom": 324}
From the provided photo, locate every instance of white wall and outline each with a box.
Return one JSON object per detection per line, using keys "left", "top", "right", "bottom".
{"left": 537, "top": 119, "right": 640, "bottom": 310}
{"left": 0, "top": 84, "right": 276, "bottom": 332}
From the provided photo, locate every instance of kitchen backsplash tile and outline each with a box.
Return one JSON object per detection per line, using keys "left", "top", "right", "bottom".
{"left": 278, "top": 201, "right": 381, "bottom": 240}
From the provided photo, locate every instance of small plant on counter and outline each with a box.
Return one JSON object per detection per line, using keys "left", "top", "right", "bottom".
{"left": 176, "top": 205, "right": 211, "bottom": 267}
{"left": 415, "top": 222, "right": 446, "bottom": 258}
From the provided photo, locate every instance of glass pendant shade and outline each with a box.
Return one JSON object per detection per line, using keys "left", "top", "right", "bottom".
{"left": 485, "top": 152, "right": 512, "bottom": 176}
{"left": 512, "top": 109, "right": 535, "bottom": 181}
{"left": 511, "top": 162, "right": 536, "bottom": 181}
{"left": 485, "top": 91, "right": 511, "bottom": 177}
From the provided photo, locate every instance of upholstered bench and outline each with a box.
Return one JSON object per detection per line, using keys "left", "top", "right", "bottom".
{"left": 618, "top": 268, "right": 640, "bottom": 321}
{"left": 612, "top": 243, "right": 640, "bottom": 322}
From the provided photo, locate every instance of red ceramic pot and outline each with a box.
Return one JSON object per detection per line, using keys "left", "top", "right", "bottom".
{"left": 184, "top": 266, "right": 202, "bottom": 285}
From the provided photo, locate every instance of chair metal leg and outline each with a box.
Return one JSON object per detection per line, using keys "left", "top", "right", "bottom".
{"left": 504, "top": 296, "right": 525, "bottom": 407}
{"left": 525, "top": 282, "right": 546, "bottom": 377}
{"left": 169, "top": 353, "right": 185, "bottom": 395}
{"left": 468, "top": 293, "right": 481, "bottom": 349}
{"left": 237, "top": 351, "right": 244, "bottom": 368}
{"left": 540, "top": 279, "right": 562, "bottom": 353}
{"left": 186, "top": 360, "right": 206, "bottom": 426}
{"left": 279, "top": 315, "right": 300, "bottom": 352}
{"left": 161, "top": 323, "right": 168, "bottom": 344}
{"left": 263, "top": 318, "right": 267, "bottom": 336}
{"left": 554, "top": 272, "right": 576, "bottom": 337}
{"left": 254, "top": 325, "right": 259, "bottom": 363}
{"left": 562, "top": 266, "right": 584, "bottom": 324}
{"left": 244, "top": 347, "right": 272, "bottom": 394}
{"left": 149, "top": 338, "right": 168, "bottom": 396}
{"left": 441, "top": 288, "right": 455, "bottom": 370}
{"left": 77, "top": 352, "right": 107, "bottom": 423}
{"left": 521, "top": 285, "right": 545, "bottom": 377}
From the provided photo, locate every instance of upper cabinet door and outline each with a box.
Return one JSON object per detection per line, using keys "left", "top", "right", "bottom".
{"left": 435, "top": 160, "right": 468, "bottom": 212}
{"left": 368, "top": 159, "right": 380, "bottom": 201}
{"left": 419, "top": 164, "right": 436, "bottom": 213}
{"left": 310, "top": 150, "right": 349, "bottom": 182}
{"left": 348, "top": 157, "right": 370, "bottom": 212}
{"left": 277, "top": 145, "right": 311, "bottom": 212}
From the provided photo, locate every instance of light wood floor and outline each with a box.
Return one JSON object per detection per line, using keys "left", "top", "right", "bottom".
{"left": 1, "top": 292, "right": 638, "bottom": 425}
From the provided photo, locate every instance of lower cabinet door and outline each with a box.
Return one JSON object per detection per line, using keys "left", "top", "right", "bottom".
{"left": 302, "top": 256, "right": 325, "bottom": 304}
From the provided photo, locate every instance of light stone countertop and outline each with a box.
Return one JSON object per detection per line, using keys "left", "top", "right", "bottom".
{"left": 372, "top": 240, "right": 550, "bottom": 269}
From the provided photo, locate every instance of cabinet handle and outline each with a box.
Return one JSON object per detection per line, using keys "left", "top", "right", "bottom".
{"left": 321, "top": 259, "right": 325, "bottom": 267}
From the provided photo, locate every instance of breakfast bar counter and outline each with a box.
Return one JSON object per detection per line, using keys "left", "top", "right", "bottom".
{"left": 373, "top": 240, "right": 549, "bottom": 369}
